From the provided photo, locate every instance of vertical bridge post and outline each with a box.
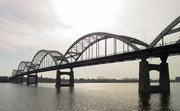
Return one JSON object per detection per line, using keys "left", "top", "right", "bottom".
{"left": 139, "top": 54, "right": 170, "bottom": 93}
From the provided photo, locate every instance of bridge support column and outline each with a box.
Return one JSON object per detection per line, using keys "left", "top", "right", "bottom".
{"left": 55, "top": 70, "right": 61, "bottom": 88}
{"left": 159, "top": 55, "right": 170, "bottom": 92}
{"left": 139, "top": 58, "right": 150, "bottom": 93}
{"left": 139, "top": 55, "right": 170, "bottom": 93}
{"left": 15, "top": 76, "right": 24, "bottom": 84}
{"left": 27, "top": 73, "right": 38, "bottom": 86}
{"left": 70, "top": 68, "right": 74, "bottom": 87}
{"left": 55, "top": 68, "right": 74, "bottom": 88}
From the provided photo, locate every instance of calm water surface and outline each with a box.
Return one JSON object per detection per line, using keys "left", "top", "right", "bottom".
{"left": 0, "top": 83, "right": 180, "bottom": 111}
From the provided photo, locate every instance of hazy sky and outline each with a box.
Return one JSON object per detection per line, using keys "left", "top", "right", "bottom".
{"left": 0, "top": 0, "right": 180, "bottom": 79}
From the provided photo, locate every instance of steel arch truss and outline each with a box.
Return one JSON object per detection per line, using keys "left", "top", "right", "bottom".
{"left": 150, "top": 16, "right": 180, "bottom": 48}
{"left": 61, "top": 32, "right": 149, "bottom": 64}
{"left": 30, "top": 50, "right": 67, "bottom": 70}
{"left": 12, "top": 69, "right": 17, "bottom": 76}
{"left": 17, "top": 61, "right": 31, "bottom": 72}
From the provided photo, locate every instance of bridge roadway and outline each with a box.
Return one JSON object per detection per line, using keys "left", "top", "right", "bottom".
{"left": 11, "top": 43, "right": 180, "bottom": 78}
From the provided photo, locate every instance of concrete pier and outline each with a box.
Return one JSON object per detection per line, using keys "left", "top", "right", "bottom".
{"left": 15, "top": 76, "right": 24, "bottom": 84}
{"left": 139, "top": 55, "right": 170, "bottom": 93}
{"left": 159, "top": 55, "right": 170, "bottom": 92}
{"left": 69, "top": 69, "right": 74, "bottom": 87}
{"left": 55, "top": 68, "right": 74, "bottom": 88}
{"left": 139, "top": 58, "right": 150, "bottom": 93}
{"left": 26, "top": 73, "right": 38, "bottom": 85}
{"left": 55, "top": 70, "right": 61, "bottom": 88}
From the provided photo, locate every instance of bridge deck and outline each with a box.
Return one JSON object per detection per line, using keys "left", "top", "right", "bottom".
{"left": 10, "top": 43, "right": 180, "bottom": 79}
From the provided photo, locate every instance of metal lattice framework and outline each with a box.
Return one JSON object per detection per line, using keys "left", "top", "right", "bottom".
{"left": 11, "top": 61, "right": 32, "bottom": 76}
{"left": 150, "top": 16, "right": 180, "bottom": 48}
{"left": 60, "top": 32, "right": 149, "bottom": 64}
{"left": 12, "top": 50, "right": 65, "bottom": 76}
{"left": 17, "top": 61, "right": 31, "bottom": 72}
{"left": 12, "top": 69, "right": 17, "bottom": 76}
{"left": 29, "top": 50, "right": 67, "bottom": 70}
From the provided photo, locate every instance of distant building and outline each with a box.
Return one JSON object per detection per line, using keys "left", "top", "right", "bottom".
{"left": 175, "top": 77, "right": 180, "bottom": 81}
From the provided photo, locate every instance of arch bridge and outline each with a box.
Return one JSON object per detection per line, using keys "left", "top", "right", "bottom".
{"left": 10, "top": 16, "right": 180, "bottom": 93}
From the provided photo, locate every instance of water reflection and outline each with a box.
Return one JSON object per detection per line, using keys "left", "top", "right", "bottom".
{"left": 56, "top": 87, "right": 74, "bottom": 93}
{"left": 1, "top": 83, "right": 180, "bottom": 111}
{"left": 160, "top": 93, "right": 170, "bottom": 111}
{"left": 139, "top": 93, "right": 173, "bottom": 111}
{"left": 139, "top": 93, "right": 151, "bottom": 110}
{"left": 55, "top": 88, "right": 74, "bottom": 111}
{"left": 56, "top": 88, "right": 61, "bottom": 93}
{"left": 69, "top": 87, "right": 74, "bottom": 93}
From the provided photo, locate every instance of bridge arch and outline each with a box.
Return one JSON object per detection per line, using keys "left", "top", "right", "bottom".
{"left": 60, "top": 32, "right": 149, "bottom": 64}
{"left": 30, "top": 50, "right": 67, "bottom": 70}
{"left": 17, "top": 61, "right": 32, "bottom": 73}
{"left": 176, "top": 39, "right": 180, "bottom": 43}
{"left": 150, "top": 16, "right": 180, "bottom": 48}
{"left": 12, "top": 69, "right": 17, "bottom": 76}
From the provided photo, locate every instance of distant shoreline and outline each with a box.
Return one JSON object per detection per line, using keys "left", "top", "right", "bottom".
{"left": 1, "top": 76, "right": 180, "bottom": 83}
{"left": 1, "top": 80, "right": 180, "bottom": 83}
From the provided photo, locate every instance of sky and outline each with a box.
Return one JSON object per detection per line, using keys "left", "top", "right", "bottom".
{"left": 0, "top": 0, "right": 180, "bottom": 79}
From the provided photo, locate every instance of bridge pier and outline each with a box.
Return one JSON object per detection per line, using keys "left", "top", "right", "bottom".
{"left": 15, "top": 76, "right": 24, "bottom": 84}
{"left": 159, "top": 55, "right": 170, "bottom": 92}
{"left": 139, "top": 58, "right": 150, "bottom": 93}
{"left": 55, "top": 70, "right": 61, "bottom": 88}
{"left": 26, "top": 73, "right": 38, "bottom": 86}
{"left": 55, "top": 68, "right": 74, "bottom": 88}
{"left": 139, "top": 55, "right": 170, "bottom": 93}
{"left": 70, "top": 69, "right": 74, "bottom": 87}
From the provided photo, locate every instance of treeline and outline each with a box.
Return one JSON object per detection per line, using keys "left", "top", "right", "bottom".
{"left": 0, "top": 76, "right": 9, "bottom": 82}
{"left": 76, "top": 77, "right": 138, "bottom": 83}
{"left": 1, "top": 76, "right": 180, "bottom": 83}
{"left": 33, "top": 77, "right": 140, "bottom": 83}
{"left": 29, "top": 77, "right": 180, "bottom": 83}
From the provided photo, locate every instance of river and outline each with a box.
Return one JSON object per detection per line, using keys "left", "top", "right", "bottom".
{"left": 0, "top": 83, "right": 180, "bottom": 111}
